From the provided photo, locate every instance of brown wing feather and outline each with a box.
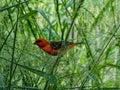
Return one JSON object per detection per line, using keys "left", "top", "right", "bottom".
{"left": 49, "top": 41, "right": 62, "bottom": 50}
{"left": 49, "top": 41, "right": 83, "bottom": 50}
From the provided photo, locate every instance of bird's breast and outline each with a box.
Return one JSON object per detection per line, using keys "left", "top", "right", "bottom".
{"left": 42, "top": 45, "right": 59, "bottom": 55}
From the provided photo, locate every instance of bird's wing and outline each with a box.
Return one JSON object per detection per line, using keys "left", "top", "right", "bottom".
{"left": 49, "top": 41, "right": 76, "bottom": 50}
{"left": 49, "top": 41, "right": 63, "bottom": 50}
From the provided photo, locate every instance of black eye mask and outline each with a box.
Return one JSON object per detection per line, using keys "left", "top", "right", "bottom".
{"left": 36, "top": 40, "right": 42, "bottom": 43}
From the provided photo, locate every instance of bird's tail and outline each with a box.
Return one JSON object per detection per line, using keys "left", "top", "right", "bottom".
{"left": 68, "top": 41, "right": 84, "bottom": 48}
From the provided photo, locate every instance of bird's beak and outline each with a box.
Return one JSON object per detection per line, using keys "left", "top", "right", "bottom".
{"left": 34, "top": 42, "right": 36, "bottom": 44}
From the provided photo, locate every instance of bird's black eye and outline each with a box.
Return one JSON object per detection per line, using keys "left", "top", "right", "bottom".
{"left": 36, "top": 40, "right": 42, "bottom": 43}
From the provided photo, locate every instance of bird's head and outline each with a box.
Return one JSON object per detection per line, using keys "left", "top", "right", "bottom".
{"left": 34, "top": 38, "right": 49, "bottom": 48}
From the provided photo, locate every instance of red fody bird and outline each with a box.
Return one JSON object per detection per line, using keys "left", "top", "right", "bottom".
{"left": 34, "top": 38, "right": 83, "bottom": 56}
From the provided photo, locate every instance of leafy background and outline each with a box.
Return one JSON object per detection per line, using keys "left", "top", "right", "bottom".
{"left": 0, "top": 0, "right": 120, "bottom": 90}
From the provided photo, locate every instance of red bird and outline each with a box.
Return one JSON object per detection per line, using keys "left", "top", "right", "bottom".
{"left": 34, "top": 38, "right": 83, "bottom": 56}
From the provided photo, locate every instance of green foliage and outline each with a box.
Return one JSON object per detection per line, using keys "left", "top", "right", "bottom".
{"left": 0, "top": 0, "right": 120, "bottom": 90}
